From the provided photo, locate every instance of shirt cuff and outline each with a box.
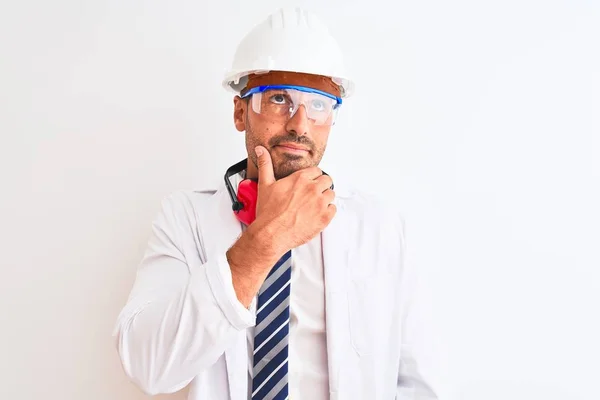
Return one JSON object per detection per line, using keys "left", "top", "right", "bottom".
{"left": 204, "top": 253, "right": 256, "bottom": 330}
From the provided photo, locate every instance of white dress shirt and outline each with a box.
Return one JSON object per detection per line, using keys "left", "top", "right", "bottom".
{"left": 244, "top": 236, "right": 329, "bottom": 400}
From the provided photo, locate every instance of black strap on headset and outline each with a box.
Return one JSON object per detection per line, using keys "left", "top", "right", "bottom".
{"left": 224, "top": 158, "right": 248, "bottom": 212}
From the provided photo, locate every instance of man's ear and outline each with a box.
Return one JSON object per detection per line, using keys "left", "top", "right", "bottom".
{"left": 233, "top": 96, "right": 247, "bottom": 132}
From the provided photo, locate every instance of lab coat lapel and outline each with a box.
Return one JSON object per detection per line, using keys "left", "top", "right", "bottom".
{"left": 322, "top": 196, "right": 353, "bottom": 399}
{"left": 198, "top": 185, "right": 247, "bottom": 400}
{"left": 199, "top": 184, "right": 243, "bottom": 260}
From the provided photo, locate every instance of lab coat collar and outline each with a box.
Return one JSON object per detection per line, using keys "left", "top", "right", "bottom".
{"left": 195, "top": 186, "right": 246, "bottom": 400}
{"left": 322, "top": 193, "right": 352, "bottom": 399}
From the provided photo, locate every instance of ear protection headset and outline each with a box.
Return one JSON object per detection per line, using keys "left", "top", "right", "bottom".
{"left": 224, "top": 159, "right": 258, "bottom": 226}
{"left": 224, "top": 158, "right": 334, "bottom": 226}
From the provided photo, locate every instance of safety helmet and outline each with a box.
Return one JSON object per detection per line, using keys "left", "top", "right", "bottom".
{"left": 222, "top": 8, "right": 355, "bottom": 98}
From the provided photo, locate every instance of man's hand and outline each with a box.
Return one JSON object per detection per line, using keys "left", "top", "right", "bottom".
{"left": 252, "top": 145, "right": 337, "bottom": 257}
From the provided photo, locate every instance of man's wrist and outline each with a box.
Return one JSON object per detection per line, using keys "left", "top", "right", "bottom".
{"left": 225, "top": 222, "right": 284, "bottom": 308}
{"left": 246, "top": 218, "right": 287, "bottom": 260}
{"left": 228, "top": 222, "right": 282, "bottom": 275}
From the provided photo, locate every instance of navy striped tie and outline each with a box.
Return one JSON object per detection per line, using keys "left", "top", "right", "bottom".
{"left": 251, "top": 250, "right": 292, "bottom": 400}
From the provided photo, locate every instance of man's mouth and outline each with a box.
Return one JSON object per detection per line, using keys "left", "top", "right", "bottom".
{"left": 275, "top": 143, "right": 310, "bottom": 154}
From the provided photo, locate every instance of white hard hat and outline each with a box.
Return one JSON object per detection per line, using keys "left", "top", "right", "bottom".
{"left": 223, "top": 8, "right": 355, "bottom": 98}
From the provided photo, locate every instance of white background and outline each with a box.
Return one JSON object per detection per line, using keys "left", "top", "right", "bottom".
{"left": 1, "top": 0, "right": 598, "bottom": 399}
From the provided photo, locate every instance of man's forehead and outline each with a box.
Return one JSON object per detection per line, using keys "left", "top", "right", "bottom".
{"left": 242, "top": 71, "right": 341, "bottom": 98}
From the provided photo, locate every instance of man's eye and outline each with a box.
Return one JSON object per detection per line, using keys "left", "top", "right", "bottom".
{"left": 311, "top": 100, "right": 326, "bottom": 111}
{"left": 270, "top": 94, "right": 287, "bottom": 104}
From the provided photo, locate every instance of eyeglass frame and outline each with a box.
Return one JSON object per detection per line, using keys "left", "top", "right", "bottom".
{"left": 240, "top": 84, "right": 343, "bottom": 125}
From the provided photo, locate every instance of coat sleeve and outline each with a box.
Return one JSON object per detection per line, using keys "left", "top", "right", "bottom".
{"left": 112, "top": 192, "right": 255, "bottom": 395}
{"left": 395, "top": 214, "right": 446, "bottom": 399}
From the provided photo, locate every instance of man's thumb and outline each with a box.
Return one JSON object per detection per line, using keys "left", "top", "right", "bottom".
{"left": 255, "top": 146, "right": 275, "bottom": 186}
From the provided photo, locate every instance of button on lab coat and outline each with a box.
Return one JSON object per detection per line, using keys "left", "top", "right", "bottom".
{"left": 113, "top": 181, "right": 442, "bottom": 399}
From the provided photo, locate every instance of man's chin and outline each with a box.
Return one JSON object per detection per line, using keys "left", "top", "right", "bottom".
{"left": 274, "top": 159, "right": 311, "bottom": 180}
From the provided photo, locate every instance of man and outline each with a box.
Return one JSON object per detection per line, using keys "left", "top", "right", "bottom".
{"left": 114, "top": 7, "right": 441, "bottom": 400}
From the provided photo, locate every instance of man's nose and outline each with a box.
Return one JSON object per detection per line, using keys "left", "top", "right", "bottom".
{"left": 286, "top": 104, "right": 310, "bottom": 136}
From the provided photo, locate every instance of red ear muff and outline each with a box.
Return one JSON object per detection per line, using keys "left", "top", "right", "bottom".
{"left": 235, "top": 179, "right": 258, "bottom": 226}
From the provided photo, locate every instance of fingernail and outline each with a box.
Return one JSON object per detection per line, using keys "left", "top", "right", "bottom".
{"left": 255, "top": 146, "right": 263, "bottom": 157}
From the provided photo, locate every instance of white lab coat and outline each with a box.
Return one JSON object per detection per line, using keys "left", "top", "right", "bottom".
{"left": 113, "top": 181, "right": 442, "bottom": 399}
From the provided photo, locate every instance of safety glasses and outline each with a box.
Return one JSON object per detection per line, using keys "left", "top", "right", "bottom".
{"left": 241, "top": 85, "right": 342, "bottom": 126}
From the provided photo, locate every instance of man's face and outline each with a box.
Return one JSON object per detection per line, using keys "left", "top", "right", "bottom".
{"left": 233, "top": 76, "right": 337, "bottom": 180}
